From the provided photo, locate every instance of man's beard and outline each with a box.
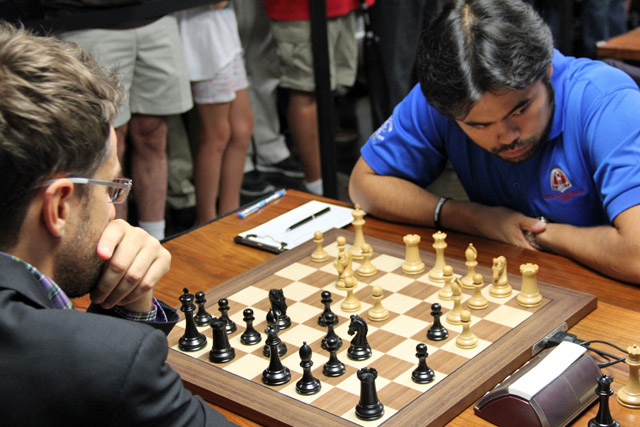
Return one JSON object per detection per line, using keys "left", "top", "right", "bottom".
{"left": 53, "top": 210, "right": 107, "bottom": 299}
{"left": 492, "top": 75, "right": 556, "bottom": 163}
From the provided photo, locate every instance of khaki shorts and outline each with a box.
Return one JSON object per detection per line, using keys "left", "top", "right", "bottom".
{"left": 60, "top": 16, "right": 193, "bottom": 128}
{"left": 270, "top": 11, "right": 358, "bottom": 92}
{"left": 191, "top": 53, "right": 249, "bottom": 104}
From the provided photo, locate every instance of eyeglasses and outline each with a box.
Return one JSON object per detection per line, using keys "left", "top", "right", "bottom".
{"left": 42, "top": 177, "right": 132, "bottom": 204}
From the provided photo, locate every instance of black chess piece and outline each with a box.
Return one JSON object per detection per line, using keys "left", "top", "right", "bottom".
{"left": 321, "top": 312, "right": 342, "bottom": 351}
{"left": 427, "top": 302, "right": 449, "bottom": 341}
{"left": 588, "top": 374, "right": 620, "bottom": 427}
{"left": 178, "top": 288, "right": 207, "bottom": 352}
{"left": 355, "top": 368, "right": 385, "bottom": 421}
{"left": 263, "top": 308, "right": 287, "bottom": 357}
{"left": 296, "top": 342, "right": 321, "bottom": 395}
{"left": 347, "top": 315, "right": 372, "bottom": 361}
{"left": 269, "top": 289, "right": 291, "bottom": 330}
{"left": 322, "top": 335, "right": 346, "bottom": 377}
{"left": 209, "top": 318, "right": 235, "bottom": 363}
{"left": 261, "top": 325, "right": 291, "bottom": 386}
{"left": 411, "top": 343, "right": 435, "bottom": 384}
{"left": 194, "top": 291, "right": 212, "bottom": 327}
{"left": 318, "top": 291, "right": 334, "bottom": 326}
{"left": 240, "top": 308, "right": 261, "bottom": 345}
{"left": 217, "top": 298, "right": 237, "bottom": 334}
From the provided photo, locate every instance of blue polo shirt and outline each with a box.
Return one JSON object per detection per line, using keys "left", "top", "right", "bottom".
{"left": 361, "top": 50, "right": 640, "bottom": 226}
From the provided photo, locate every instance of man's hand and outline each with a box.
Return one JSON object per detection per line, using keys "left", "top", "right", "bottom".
{"left": 91, "top": 219, "right": 171, "bottom": 312}
{"left": 471, "top": 205, "right": 548, "bottom": 250}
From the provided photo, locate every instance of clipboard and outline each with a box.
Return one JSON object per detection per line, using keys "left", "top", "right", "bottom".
{"left": 235, "top": 201, "right": 355, "bottom": 254}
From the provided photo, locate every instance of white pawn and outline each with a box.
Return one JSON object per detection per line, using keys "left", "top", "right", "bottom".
{"left": 341, "top": 276, "right": 361, "bottom": 313}
{"left": 367, "top": 286, "right": 389, "bottom": 321}
{"left": 460, "top": 243, "right": 478, "bottom": 290}
{"left": 467, "top": 273, "right": 489, "bottom": 310}
{"left": 456, "top": 310, "right": 478, "bottom": 349}
{"left": 357, "top": 243, "right": 377, "bottom": 277}
{"left": 438, "top": 265, "right": 454, "bottom": 301}
{"left": 310, "top": 231, "right": 329, "bottom": 263}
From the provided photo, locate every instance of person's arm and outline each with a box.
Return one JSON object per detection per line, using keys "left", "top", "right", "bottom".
{"left": 91, "top": 219, "right": 171, "bottom": 312}
{"left": 536, "top": 205, "right": 640, "bottom": 284}
{"left": 349, "top": 157, "right": 547, "bottom": 248}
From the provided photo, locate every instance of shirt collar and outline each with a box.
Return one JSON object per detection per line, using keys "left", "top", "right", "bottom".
{"left": 0, "top": 252, "right": 74, "bottom": 310}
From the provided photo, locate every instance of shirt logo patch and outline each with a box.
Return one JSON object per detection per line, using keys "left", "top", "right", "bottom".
{"left": 550, "top": 168, "right": 572, "bottom": 193}
{"left": 372, "top": 116, "right": 393, "bottom": 144}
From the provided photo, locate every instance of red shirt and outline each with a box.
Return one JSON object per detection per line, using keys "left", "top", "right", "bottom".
{"left": 264, "top": 0, "right": 375, "bottom": 21}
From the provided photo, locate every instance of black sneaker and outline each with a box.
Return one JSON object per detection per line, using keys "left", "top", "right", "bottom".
{"left": 257, "top": 156, "right": 305, "bottom": 179}
{"left": 241, "top": 171, "right": 276, "bottom": 197}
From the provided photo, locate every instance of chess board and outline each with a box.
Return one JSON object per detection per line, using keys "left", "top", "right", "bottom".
{"left": 166, "top": 229, "right": 597, "bottom": 426}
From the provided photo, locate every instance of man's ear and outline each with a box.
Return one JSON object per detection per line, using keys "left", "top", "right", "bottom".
{"left": 41, "top": 180, "right": 75, "bottom": 238}
{"left": 547, "top": 65, "right": 553, "bottom": 78}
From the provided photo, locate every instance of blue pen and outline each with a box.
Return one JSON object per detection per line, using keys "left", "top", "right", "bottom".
{"left": 237, "top": 189, "right": 286, "bottom": 218}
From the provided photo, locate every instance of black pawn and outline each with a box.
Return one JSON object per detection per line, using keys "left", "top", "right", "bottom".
{"left": 427, "top": 303, "right": 449, "bottom": 341}
{"left": 262, "top": 325, "right": 291, "bottom": 386}
{"left": 411, "top": 343, "right": 435, "bottom": 384}
{"left": 296, "top": 342, "right": 321, "bottom": 395}
{"left": 322, "top": 335, "right": 346, "bottom": 377}
{"left": 318, "top": 291, "right": 334, "bottom": 326}
{"left": 178, "top": 288, "right": 207, "bottom": 352}
{"left": 588, "top": 374, "right": 620, "bottom": 427}
{"left": 209, "top": 318, "right": 235, "bottom": 363}
{"left": 240, "top": 308, "right": 261, "bottom": 345}
{"left": 217, "top": 298, "right": 237, "bottom": 334}
{"left": 355, "top": 368, "right": 384, "bottom": 421}
{"left": 194, "top": 291, "right": 212, "bottom": 327}
{"left": 263, "top": 308, "right": 287, "bottom": 357}
{"left": 321, "top": 312, "right": 343, "bottom": 351}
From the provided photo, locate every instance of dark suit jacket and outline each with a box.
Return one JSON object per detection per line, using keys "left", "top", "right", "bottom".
{"left": 0, "top": 255, "right": 235, "bottom": 426}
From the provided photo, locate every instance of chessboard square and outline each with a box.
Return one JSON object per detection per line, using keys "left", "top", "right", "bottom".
{"left": 323, "top": 241, "right": 340, "bottom": 257}
{"left": 484, "top": 304, "right": 533, "bottom": 328}
{"left": 393, "top": 366, "right": 447, "bottom": 393}
{"left": 276, "top": 263, "right": 319, "bottom": 281}
{"left": 424, "top": 293, "right": 455, "bottom": 310}
{"left": 378, "top": 381, "right": 424, "bottom": 411}
{"left": 385, "top": 337, "right": 431, "bottom": 363}
{"left": 404, "top": 301, "right": 432, "bottom": 320}
{"left": 280, "top": 324, "right": 326, "bottom": 349}
{"left": 380, "top": 314, "right": 430, "bottom": 337}
{"left": 319, "top": 263, "right": 339, "bottom": 275}
{"left": 285, "top": 302, "right": 323, "bottom": 325}
{"left": 368, "top": 329, "right": 410, "bottom": 354}
{"left": 228, "top": 286, "right": 269, "bottom": 307}
{"left": 370, "top": 273, "right": 415, "bottom": 293}
{"left": 440, "top": 336, "right": 492, "bottom": 359}
{"left": 299, "top": 255, "right": 334, "bottom": 269}
{"left": 370, "top": 254, "right": 404, "bottom": 272}
{"left": 340, "top": 406, "right": 397, "bottom": 427}
{"left": 298, "top": 270, "right": 337, "bottom": 289}
{"left": 427, "top": 349, "right": 468, "bottom": 375}
{"left": 473, "top": 319, "right": 512, "bottom": 342}
{"left": 279, "top": 380, "right": 334, "bottom": 405}
{"left": 400, "top": 281, "right": 441, "bottom": 301}
{"left": 282, "top": 281, "right": 322, "bottom": 302}
{"left": 380, "top": 293, "right": 422, "bottom": 314}
{"left": 223, "top": 353, "right": 266, "bottom": 379}
{"left": 252, "top": 274, "right": 294, "bottom": 292}
{"left": 464, "top": 300, "right": 501, "bottom": 318}
{"left": 311, "top": 387, "right": 359, "bottom": 420}
{"left": 368, "top": 354, "right": 414, "bottom": 382}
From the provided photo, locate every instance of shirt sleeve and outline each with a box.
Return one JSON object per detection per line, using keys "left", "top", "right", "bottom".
{"left": 360, "top": 84, "right": 449, "bottom": 188}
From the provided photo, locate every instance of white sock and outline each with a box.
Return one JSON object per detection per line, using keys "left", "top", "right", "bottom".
{"left": 305, "top": 179, "right": 324, "bottom": 196}
{"left": 138, "top": 220, "right": 165, "bottom": 241}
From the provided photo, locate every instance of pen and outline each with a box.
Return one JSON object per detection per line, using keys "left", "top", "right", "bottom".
{"left": 237, "top": 189, "right": 286, "bottom": 218}
{"left": 286, "top": 207, "right": 331, "bottom": 231}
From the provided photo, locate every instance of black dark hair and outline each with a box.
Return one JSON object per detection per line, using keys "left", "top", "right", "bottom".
{"left": 417, "top": 0, "right": 554, "bottom": 118}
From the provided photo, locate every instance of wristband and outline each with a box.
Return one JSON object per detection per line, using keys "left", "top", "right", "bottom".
{"left": 433, "top": 197, "right": 449, "bottom": 230}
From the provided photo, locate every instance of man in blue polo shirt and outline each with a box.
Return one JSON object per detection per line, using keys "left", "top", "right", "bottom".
{"left": 349, "top": 0, "right": 640, "bottom": 284}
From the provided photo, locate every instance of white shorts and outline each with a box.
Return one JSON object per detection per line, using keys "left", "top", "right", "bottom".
{"left": 191, "top": 53, "right": 249, "bottom": 104}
